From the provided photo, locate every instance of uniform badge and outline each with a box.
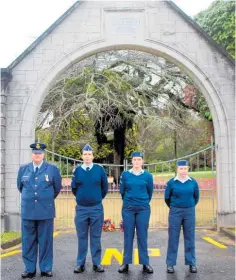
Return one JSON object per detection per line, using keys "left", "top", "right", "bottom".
{"left": 36, "top": 143, "right": 40, "bottom": 149}
{"left": 45, "top": 174, "right": 49, "bottom": 181}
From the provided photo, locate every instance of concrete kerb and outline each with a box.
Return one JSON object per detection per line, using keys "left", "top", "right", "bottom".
{"left": 220, "top": 227, "right": 235, "bottom": 240}
{"left": 1, "top": 237, "right": 22, "bottom": 250}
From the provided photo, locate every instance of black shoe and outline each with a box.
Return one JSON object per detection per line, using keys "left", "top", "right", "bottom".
{"left": 118, "top": 264, "right": 129, "bottom": 273}
{"left": 41, "top": 271, "right": 53, "bottom": 277}
{"left": 143, "top": 265, "right": 153, "bottom": 273}
{"left": 189, "top": 265, "right": 197, "bottom": 273}
{"left": 167, "top": 265, "right": 174, "bottom": 273}
{"left": 21, "top": 271, "right": 36, "bottom": 278}
{"left": 93, "top": 265, "right": 105, "bottom": 272}
{"left": 74, "top": 265, "right": 85, "bottom": 273}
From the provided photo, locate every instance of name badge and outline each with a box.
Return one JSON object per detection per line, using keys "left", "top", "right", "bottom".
{"left": 45, "top": 174, "right": 49, "bottom": 182}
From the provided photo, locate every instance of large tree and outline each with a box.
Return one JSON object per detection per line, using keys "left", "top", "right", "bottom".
{"left": 37, "top": 50, "right": 211, "bottom": 164}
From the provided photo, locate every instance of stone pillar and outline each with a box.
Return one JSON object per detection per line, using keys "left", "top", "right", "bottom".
{"left": 1, "top": 68, "right": 12, "bottom": 232}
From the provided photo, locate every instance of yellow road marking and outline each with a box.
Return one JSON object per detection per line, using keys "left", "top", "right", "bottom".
{"left": 0, "top": 250, "right": 22, "bottom": 258}
{"left": 1, "top": 232, "right": 60, "bottom": 258}
{"left": 102, "top": 248, "right": 123, "bottom": 265}
{"left": 134, "top": 248, "right": 160, "bottom": 264}
{"left": 134, "top": 248, "right": 139, "bottom": 265}
{"left": 101, "top": 248, "right": 161, "bottom": 265}
{"left": 202, "top": 236, "right": 227, "bottom": 248}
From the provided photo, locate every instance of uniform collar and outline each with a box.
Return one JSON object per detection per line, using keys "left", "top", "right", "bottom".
{"left": 129, "top": 168, "right": 144, "bottom": 175}
{"left": 33, "top": 161, "right": 44, "bottom": 171}
{"left": 81, "top": 163, "right": 94, "bottom": 170}
{"left": 174, "top": 175, "right": 192, "bottom": 183}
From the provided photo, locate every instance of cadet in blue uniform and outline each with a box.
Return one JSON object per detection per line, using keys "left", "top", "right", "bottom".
{"left": 17, "top": 142, "right": 62, "bottom": 278}
{"left": 71, "top": 144, "right": 108, "bottom": 273}
{"left": 118, "top": 152, "right": 154, "bottom": 274}
{"left": 165, "top": 160, "right": 199, "bottom": 274}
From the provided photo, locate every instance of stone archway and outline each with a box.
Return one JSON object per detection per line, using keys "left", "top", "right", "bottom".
{"left": 1, "top": 1, "right": 234, "bottom": 230}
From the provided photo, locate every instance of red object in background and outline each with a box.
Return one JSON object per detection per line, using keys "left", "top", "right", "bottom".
{"left": 103, "top": 218, "right": 116, "bottom": 231}
{"left": 184, "top": 85, "right": 196, "bottom": 106}
{"left": 61, "top": 177, "right": 216, "bottom": 192}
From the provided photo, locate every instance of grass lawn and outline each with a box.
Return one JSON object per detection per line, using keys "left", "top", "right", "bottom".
{"left": 153, "top": 171, "right": 216, "bottom": 179}
{"left": 0, "top": 232, "right": 21, "bottom": 244}
{"left": 227, "top": 228, "right": 235, "bottom": 234}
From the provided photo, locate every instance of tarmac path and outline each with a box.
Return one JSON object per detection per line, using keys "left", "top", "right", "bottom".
{"left": 1, "top": 230, "right": 235, "bottom": 280}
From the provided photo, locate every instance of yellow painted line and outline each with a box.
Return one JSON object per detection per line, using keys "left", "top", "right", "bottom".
{"left": 134, "top": 248, "right": 161, "bottom": 264}
{"left": 202, "top": 236, "right": 227, "bottom": 248}
{"left": 101, "top": 248, "right": 161, "bottom": 265}
{"left": 58, "top": 230, "right": 75, "bottom": 234}
{"left": 134, "top": 248, "right": 139, "bottom": 265}
{"left": 102, "top": 248, "right": 123, "bottom": 265}
{"left": 1, "top": 232, "right": 60, "bottom": 258}
{"left": 0, "top": 250, "right": 22, "bottom": 258}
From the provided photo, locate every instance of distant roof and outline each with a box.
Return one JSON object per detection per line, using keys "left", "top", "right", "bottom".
{"left": 6, "top": 0, "right": 234, "bottom": 70}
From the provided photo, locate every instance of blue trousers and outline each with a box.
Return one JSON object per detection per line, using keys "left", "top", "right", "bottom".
{"left": 21, "top": 219, "right": 53, "bottom": 273}
{"left": 166, "top": 206, "right": 196, "bottom": 266}
{"left": 122, "top": 204, "right": 150, "bottom": 265}
{"left": 75, "top": 203, "right": 104, "bottom": 266}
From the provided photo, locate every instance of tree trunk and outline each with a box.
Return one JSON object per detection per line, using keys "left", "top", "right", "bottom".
{"left": 113, "top": 124, "right": 126, "bottom": 183}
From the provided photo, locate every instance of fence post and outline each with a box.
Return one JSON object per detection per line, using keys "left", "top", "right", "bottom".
{"left": 124, "top": 159, "right": 128, "bottom": 171}
{"left": 211, "top": 136, "right": 214, "bottom": 173}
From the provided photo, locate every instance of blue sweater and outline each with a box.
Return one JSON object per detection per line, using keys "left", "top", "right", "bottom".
{"left": 71, "top": 164, "right": 108, "bottom": 207}
{"left": 120, "top": 171, "right": 154, "bottom": 206}
{"left": 164, "top": 177, "right": 199, "bottom": 208}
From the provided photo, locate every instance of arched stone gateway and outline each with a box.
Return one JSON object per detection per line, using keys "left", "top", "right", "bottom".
{"left": 1, "top": 1, "right": 234, "bottom": 231}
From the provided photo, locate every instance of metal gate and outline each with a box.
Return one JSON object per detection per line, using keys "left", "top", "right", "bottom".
{"left": 45, "top": 145, "right": 216, "bottom": 230}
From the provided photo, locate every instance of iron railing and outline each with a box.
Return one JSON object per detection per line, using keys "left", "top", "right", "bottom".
{"left": 45, "top": 144, "right": 216, "bottom": 230}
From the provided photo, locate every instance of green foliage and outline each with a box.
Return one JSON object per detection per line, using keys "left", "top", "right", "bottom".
{"left": 195, "top": 91, "right": 213, "bottom": 121}
{"left": 175, "top": 118, "right": 212, "bottom": 157}
{"left": 195, "top": 0, "right": 235, "bottom": 58}
{"left": 53, "top": 160, "right": 75, "bottom": 176}
{"left": 124, "top": 124, "right": 140, "bottom": 158}
{"left": 193, "top": 0, "right": 235, "bottom": 122}
{"left": 145, "top": 161, "right": 176, "bottom": 173}
{"left": 93, "top": 143, "right": 113, "bottom": 160}
{"left": 36, "top": 111, "right": 94, "bottom": 159}
{"left": 35, "top": 129, "right": 52, "bottom": 149}
{"left": 138, "top": 117, "right": 212, "bottom": 163}
{"left": 58, "top": 145, "right": 82, "bottom": 159}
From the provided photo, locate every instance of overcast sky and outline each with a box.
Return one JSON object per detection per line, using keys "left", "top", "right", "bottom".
{"left": 0, "top": 0, "right": 213, "bottom": 67}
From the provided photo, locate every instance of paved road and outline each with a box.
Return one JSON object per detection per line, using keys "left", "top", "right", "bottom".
{"left": 1, "top": 230, "right": 235, "bottom": 280}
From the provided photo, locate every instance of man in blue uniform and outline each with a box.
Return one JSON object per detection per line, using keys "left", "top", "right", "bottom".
{"left": 118, "top": 152, "right": 154, "bottom": 274}
{"left": 165, "top": 160, "right": 199, "bottom": 274}
{"left": 71, "top": 144, "right": 108, "bottom": 273}
{"left": 17, "top": 142, "right": 62, "bottom": 278}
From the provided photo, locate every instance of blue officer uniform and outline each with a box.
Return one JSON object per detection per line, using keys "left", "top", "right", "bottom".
{"left": 71, "top": 144, "right": 108, "bottom": 267}
{"left": 165, "top": 160, "right": 199, "bottom": 267}
{"left": 120, "top": 152, "right": 154, "bottom": 265}
{"left": 17, "top": 143, "right": 62, "bottom": 274}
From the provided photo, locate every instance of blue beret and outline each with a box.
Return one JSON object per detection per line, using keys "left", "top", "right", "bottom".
{"left": 176, "top": 160, "right": 189, "bottom": 166}
{"left": 30, "top": 142, "right": 46, "bottom": 153}
{"left": 82, "top": 144, "right": 93, "bottom": 152}
{"left": 131, "top": 151, "right": 144, "bottom": 158}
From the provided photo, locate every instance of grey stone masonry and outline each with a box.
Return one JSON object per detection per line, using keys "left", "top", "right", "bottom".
{"left": 1, "top": 69, "right": 12, "bottom": 231}
{"left": 2, "top": 1, "right": 235, "bottom": 230}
